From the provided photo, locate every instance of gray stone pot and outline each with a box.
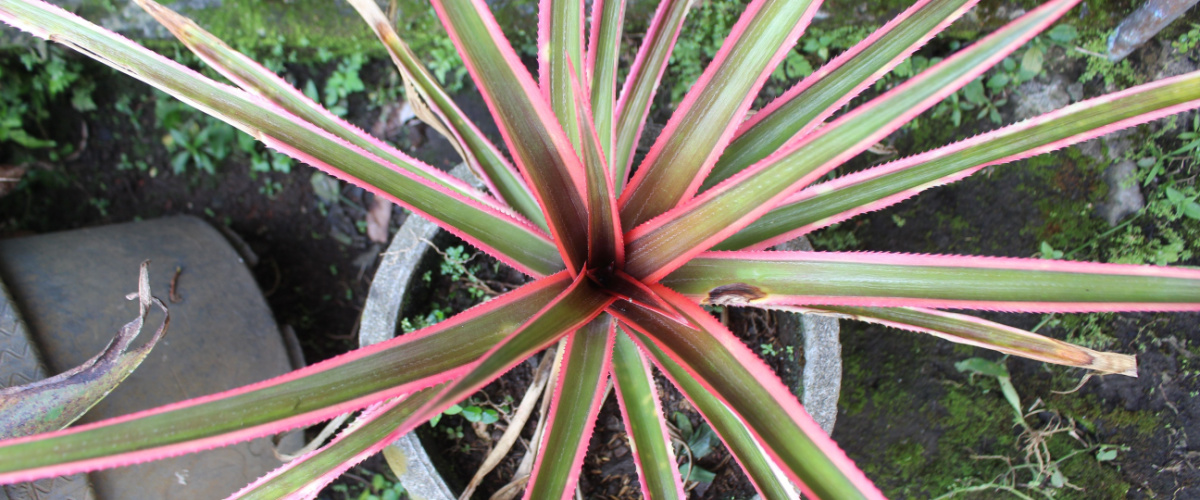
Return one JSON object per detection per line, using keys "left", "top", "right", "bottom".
{"left": 359, "top": 167, "right": 841, "bottom": 498}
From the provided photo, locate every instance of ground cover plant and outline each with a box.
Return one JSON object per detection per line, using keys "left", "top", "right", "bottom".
{"left": 0, "top": 0, "right": 1199, "bottom": 498}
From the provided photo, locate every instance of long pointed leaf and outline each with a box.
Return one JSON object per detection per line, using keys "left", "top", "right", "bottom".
{"left": 0, "top": 272, "right": 572, "bottom": 483}
{"left": 623, "top": 0, "right": 1080, "bottom": 281}
{"left": 0, "top": 261, "right": 168, "bottom": 439}
{"left": 539, "top": 0, "right": 586, "bottom": 148}
{"left": 610, "top": 0, "right": 690, "bottom": 191}
{"left": 433, "top": 0, "right": 591, "bottom": 274}
{"left": 570, "top": 62, "right": 623, "bottom": 267}
{"left": 665, "top": 251, "right": 1200, "bottom": 312}
{"left": 587, "top": 0, "right": 625, "bottom": 164}
{"left": 628, "top": 330, "right": 798, "bottom": 500}
{"left": 231, "top": 388, "right": 440, "bottom": 500}
{"left": 618, "top": 0, "right": 822, "bottom": 228}
{"left": 702, "top": 0, "right": 979, "bottom": 190}
{"left": 416, "top": 274, "right": 614, "bottom": 436}
{"left": 610, "top": 329, "right": 685, "bottom": 500}
{"left": 0, "top": 0, "right": 564, "bottom": 277}
{"left": 344, "top": 0, "right": 546, "bottom": 229}
{"left": 610, "top": 286, "right": 882, "bottom": 499}
{"left": 790, "top": 306, "right": 1136, "bottom": 376}
{"left": 133, "top": 0, "right": 509, "bottom": 215}
{"left": 718, "top": 70, "right": 1200, "bottom": 250}
{"left": 524, "top": 316, "right": 614, "bottom": 500}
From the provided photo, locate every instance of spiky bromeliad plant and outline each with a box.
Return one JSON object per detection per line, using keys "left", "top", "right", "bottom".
{"left": 2, "top": 0, "right": 1200, "bottom": 496}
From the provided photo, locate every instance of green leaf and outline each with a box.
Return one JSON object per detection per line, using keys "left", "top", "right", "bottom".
{"left": 0, "top": 272, "right": 573, "bottom": 480}
{"left": 611, "top": 329, "right": 685, "bottom": 500}
{"left": 1020, "top": 45, "right": 1043, "bottom": 75}
{"left": 3, "top": 0, "right": 565, "bottom": 277}
{"left": 963, "top": 79, "right": 987, "bottom": 105}
{"left": 1046, "top": 24, "right": 1077, "bottom": 43}
{"left": 525, "top": 316, "right": 614, "bottom": 499}
{"left": 679, "top": 463, "right": 717, "bottom": 483}
{"left": 703, "top": 0, "right": 978, "bottom": 190}
{"left": 619, "top": 0, "right": 819, "bottom": 228}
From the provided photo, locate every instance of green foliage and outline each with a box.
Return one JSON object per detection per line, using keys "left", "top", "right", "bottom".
{"left": 0, "top": 41, "right": 96, "bottom": 158}
{"left": 665, "top": 0, "right": 745, "bottom": 104}
{"left": 1173, "top": 23, "right": 1200, "bottom": 53}
{"left": 673, "top": 412, "right": 718, "bottom": 483}
{"left": 327, "top": 466, "right": 406, "bottom": 500}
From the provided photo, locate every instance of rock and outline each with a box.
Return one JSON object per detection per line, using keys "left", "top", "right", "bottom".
{"left": 1096, "top": 159, "right": 1145, "bottom": 226}
{"left": 1012, "top": 77, "right": 1072, "bottom": 121}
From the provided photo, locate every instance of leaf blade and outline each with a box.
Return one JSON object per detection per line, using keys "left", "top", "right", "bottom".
{"left": 790, "top": 306, "right": 1136, "bottom": 376}
{"left": 624, "top": 0, "right": 1081, "bottom": 281}
{"left": 610, "top": 0, "right": 690, "bottom": 192}
{"left": 610, "top": 287, "right": 882, "bottom": 499}
{"left": 610, "top": 329, "right": 685, "bottom": 500}
{"left": 525, "top": 316, "right": 615, "bottom": 500}
{"left": 433, "top": 0, "right": 591, "bottom": 274}
{"left": 0, "top": 272, "right": 572, "bottom": 483}
{"left": 665, "top": 251, "right": 1200, "bottom": 312}
{"left": 618, "top": 0, "right": 822, "bottom": 228}
{"left": 702, "top": 0, "right": 980, "bottom": 190}
{"left": 0, "top": 261, "right": 168, "bottom": 439}
{"left": 0, "top": 0, "right": 564, "bottom": 277}
{"left": 344, "top": 0, "right": 546, "bottom": 228}
{"left": 718, "top": 70, "right": 1200, "bottom": 250}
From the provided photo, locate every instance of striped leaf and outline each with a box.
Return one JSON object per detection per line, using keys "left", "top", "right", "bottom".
{"left": 789, "top": 306, "right": 1136, "bottom": 375}
{"left": 610, "top": 329, "right": 685, "bottom": 500}
{"left": 717, "top": 70, "right": 1200, "bottom": 250}
{"left": 525, "top": 316, "right": 614, "bottom": 500}
{"left": 0, "top": 272, "right": 571, "bottom": 483}
{"left": 434, "top": 0, "right": 591, "bottom": 275}
{"left": 623, "top": 0, "right": 1081, "bottom": 281}
{"left": 702, "top": 0, "right": 980, "bottom": 190}
{"left": 0, "top": 0, "right": 564, "bottom": 277}
{"left": 619, "top": 0, "right": 822, "bottom": 228}
{"left": 344, "top": 0, "right": 546, "bottom": 229}
{"left": 666, "top": 251, "right": 1200, "bottom": 312}
{"left": 611, "top": 286, "right": 882, "bottom": 499}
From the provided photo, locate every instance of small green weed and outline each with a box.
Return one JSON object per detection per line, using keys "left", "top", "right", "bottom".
{"left": 671, "top": 412, "right": 719, "bottom": 484}
{"left": 327, "top": 466, "right": 406, "bottom": 500}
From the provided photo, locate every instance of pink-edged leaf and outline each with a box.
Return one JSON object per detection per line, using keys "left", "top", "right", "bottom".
{"left": 569, "top": 60, "right": 624, "bottom": 267}
{"left": 701, "top": 0, "right": 980, "bottom": 190}
{"left": 230, "top": 388, "right": 441, "bottom": 500}
{"left": 623, "top": 0, "right": 1081, "bottom": 282}
{"left": 665, "top": 251, "right": 1200, "bottom": 312}
{"left": 789, "top": 306, "right": 1136, "bottom": 376}
{"left": 586, "top": 0, "right": 625, "bottom": 164}
{"left": 627, "top": 329, "right": 798, "bottom": 500}
{"left": 433, "top": 0, "right": 590, "bottom": 275}
{"left": 610, "top": 286, "right": 883, "bottom": 500}
{"left": 0, "top": 272, "right": 572, "bottom": 483}
{"left": 618, "top": 0, "right": 823, "bottom": 228}
{"left": 539, "top": 0, "right": 587, "bottom": 148}
{"left": 610, "top": 329, "right": 685, "bottom": 500}
{"left": 133, "top": 0, "right": 512, "bottom": 216}
{"left": 0, "top": 261, "right": 167, "bottom": 439}
{"left": 610, "top": 0, "right": 690, "bottom": 192}
{"left": 593, "top": 269, "right": 687, "bottom": 325}
{"left": 413, "top": 273, "right": 615, "bottom": 440}
{"left": 718, "top": 70, "right": 1200, "bottom": 250}
{"left": 524, "top": 315, "right": 615, "bottom": 500}
{"left": 0, "top": 0, "right": 564, "bottom": 277}
{"left": 343, "top": 0, "right": 545, "bottom": 228}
